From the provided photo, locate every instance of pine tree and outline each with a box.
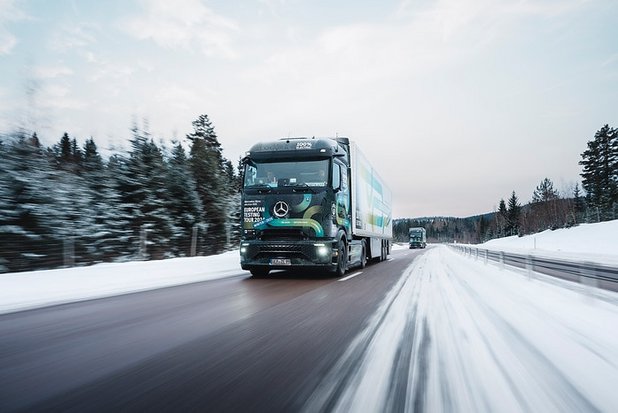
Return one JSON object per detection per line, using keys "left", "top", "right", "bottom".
{"left": 52, "top": 132, "right": 82, "bottom": 173}
{"left": 580, "top": 124, "right": 618, "bottom": 220}
{"left": 117, "top": 124, "right": 175, "bottom": 259}
{"left": 573, "top": 183, "right": 585, "bottom": 223}
{"left": 497, "top": 199, "right": 507, "bottom": 237}
{"left": 81, "top": 139, "right": 130, "bottom": 262}
{"left": 105, "top": 154, "right": 134, "bottom": 259}
{"left": 83, "top": 137, "right": 103, "bottom": 171}
{"left": 59, "top": 132, "right": 71, "bottom": 162}
{"left": 507, "top": 191, "right": 521, "bottom": 235}
{"left": 532, "top": 178, "right": 559, "bottom": 203}
{"left": 530, "top": 177, "right": 560, "bottom": 230}
{"left": 187, "top": 114, "right": 229, "bottom": 254}
{"left": 0, "top": 133, "right": 64, "bottom": 271}
{"left": 70, "top": 137, "right": 82, "bottom": 165}
{"left": 166, "top": 142, "right": 205, "bottom": 255}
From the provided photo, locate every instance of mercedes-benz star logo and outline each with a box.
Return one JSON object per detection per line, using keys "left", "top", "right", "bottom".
{"left": 273, "top": 201, "right": 289, "bottom": 218}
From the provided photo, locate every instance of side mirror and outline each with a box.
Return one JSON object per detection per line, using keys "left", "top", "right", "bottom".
{"left": 332, "top": 164, "right": 342, "bottom": 191}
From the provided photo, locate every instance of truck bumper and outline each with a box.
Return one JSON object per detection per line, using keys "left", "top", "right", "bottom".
{"left": 239, "top": 240, "right": 337, "bottom": 271}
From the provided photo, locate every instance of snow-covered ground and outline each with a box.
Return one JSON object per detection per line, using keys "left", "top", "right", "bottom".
{"left": 0, "top": 251, "right": 242, "bottom": 314}
{"left": 307, "top": 245, "right": 618, "bottom": 412}
{"left": 479, "top": 220, "right": 618, "bottom": 265}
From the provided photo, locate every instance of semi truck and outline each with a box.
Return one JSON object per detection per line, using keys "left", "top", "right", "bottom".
{"left": 408, "top": 227, "right": 427, "bottom": 249}
{"left": 239, "top": 137, "right": 392, "bottom": 277}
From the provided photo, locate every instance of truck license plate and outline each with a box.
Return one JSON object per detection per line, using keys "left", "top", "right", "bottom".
{"left": 270, "top": 258, "right": 291, "bottom": 266}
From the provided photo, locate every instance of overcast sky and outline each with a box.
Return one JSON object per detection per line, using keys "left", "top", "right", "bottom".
{"left": 1, "top": 0, "right": 617, "bottom": 218}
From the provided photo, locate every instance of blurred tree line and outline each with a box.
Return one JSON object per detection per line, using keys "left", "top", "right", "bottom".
{"left": 0, "top": 114, "right": 241, "bottom": 273}
{"left": 394, "top": 124, "right": 618, "bottom": 244}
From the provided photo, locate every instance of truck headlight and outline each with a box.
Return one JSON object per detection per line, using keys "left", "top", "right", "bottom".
{"left": 314, "top": 243, "right": 330, "bottom": 256}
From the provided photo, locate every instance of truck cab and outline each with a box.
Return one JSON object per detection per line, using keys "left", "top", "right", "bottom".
{"left": 240, "top": 137, "right": 352, "bottom": 277}
{"left": 408, "top": 227, "right": 427, "bottom": 249}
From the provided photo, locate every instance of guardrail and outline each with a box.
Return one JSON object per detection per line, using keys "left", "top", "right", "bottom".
{"left": 449, "top": 244, "right": 618, "bottom": 292}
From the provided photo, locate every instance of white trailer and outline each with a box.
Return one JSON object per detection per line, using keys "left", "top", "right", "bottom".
{"left": 350, "top": 143, "right": 393, "bottom": 261}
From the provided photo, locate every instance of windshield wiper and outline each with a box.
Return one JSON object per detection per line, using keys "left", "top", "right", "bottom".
{"left": 246, "top": 184, "right": 273, "bottom": 193}
{"left": 291, "top": 183, "right": 316, "bottom": 193}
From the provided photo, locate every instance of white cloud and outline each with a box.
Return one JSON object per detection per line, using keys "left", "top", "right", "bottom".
{"left": 123, "top": 0, "right": 239, "bottom": 58}
{"left": 258, "top": 0, "right": 288, "bottom": 16}
{"left": 38, "top": 83, "right": 86, "bottom": 110}
{"left": 0, "top": 31, "right": 16, "bottom": 54}
{"left": 154, "top": 85, "right": 212, "bottom": 111}
{"left": 49, "top": 23, "right": 97, "bottom": 52}
{"left": 83, "top": 53, "right": 136, "bottom": 82}
{"left": 396, "top": 0, "right": 587, "bottom": 42}
{"left": 33, "top": 65, "right": 74, "bottom": 79}
{"left": 0, "top": 0, "right": 27, "bottom": 55}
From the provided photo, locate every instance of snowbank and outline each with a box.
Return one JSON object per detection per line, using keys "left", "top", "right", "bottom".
{"left": 0, "top": 251, "right": 243, "bottom": 314}
{"left": 480, "top": 220, "right": 618, "bottom": 265}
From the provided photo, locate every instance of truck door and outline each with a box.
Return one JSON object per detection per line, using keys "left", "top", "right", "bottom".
{"left": 333, "top": 159, "right": 351, "bottom": 238}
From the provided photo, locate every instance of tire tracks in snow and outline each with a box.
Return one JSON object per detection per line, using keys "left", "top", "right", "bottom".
{"left": 443, "top": 253, "right": 602, "bottom": 412}
{"left": 303, "top": 252, "right": 431, "bottom": 413}
{"left": 303, "top": 246, "right": 616, "bottom": 413}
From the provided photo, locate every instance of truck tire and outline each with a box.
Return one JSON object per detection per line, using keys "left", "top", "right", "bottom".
{"left": 250, "top": 268, "right": 269, "bottom": 278}
{"left": 360, "top": 241, "right": 367, "bottom": 269}
{"left": 334, "top": 238, "right": 347, "bottom": 277}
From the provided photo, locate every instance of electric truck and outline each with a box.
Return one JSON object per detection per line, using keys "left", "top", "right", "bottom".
{"left": 408, "top": 227, "right": 427, "bottom": 249}
{"left": 239, "top": 137, "right": 392, "bottom": 277}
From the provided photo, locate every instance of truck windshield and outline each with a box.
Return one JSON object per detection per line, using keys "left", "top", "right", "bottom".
{"left": 244, "top": 159, "right": 329, "bottom": 188}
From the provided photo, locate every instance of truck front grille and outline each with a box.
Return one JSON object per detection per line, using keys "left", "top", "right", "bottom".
{"left": 259, "top": 229, "right": 307, "bottom": 241}
{"left": 246, "top": 243, "right": 316, "bottom": 260}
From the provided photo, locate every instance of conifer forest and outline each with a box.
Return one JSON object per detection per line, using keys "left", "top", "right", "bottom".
{"left": 1, "top": 114, "right": 241, "bottom": 273}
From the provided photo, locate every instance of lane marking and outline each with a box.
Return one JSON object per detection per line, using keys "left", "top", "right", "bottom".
{"left": 339, "top": 271, "right": 363, "bottom": 282}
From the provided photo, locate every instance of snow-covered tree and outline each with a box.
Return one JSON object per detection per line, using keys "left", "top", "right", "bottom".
{"left": 529, "top": 177, "right": 560, "bottom": 230}
{"left": 116, "top": 124, "right": 175, "bottom": 259}
{"left": 187, "top": 114, "right": 229, "bottom": 254}
{"left": 80, "top": 139, "right": 131, "bottom": 262}
{"left": 166, "top": 142, "right": 205, "bottom": 256}
{"left": 496, "top": 199, "right": 507, "bottom": 237}
{"left": 0, "top": 133, "right": 64, "bottom": 271}
{"left": 580, "top": 124, "right": 617, "bottom": 220}
{"left": 507, "top": 191, "right": 521, "bottom": 235}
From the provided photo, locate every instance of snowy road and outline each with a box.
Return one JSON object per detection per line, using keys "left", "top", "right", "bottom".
{"left": 307, "top": 246, "right": 618, "bottom": 412}
{"left": 1, "top": 246, "right": 617, "bottom": 412}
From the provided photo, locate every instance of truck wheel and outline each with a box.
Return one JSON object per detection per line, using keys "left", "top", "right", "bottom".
{"left": 334, "top": 238, "right": 347, "bottom": 277}
{"left": 250, "top": 268, "right": 269, "bottom": 278}
{"left": 360, "top": 242, "right": 367, "bottom": 269}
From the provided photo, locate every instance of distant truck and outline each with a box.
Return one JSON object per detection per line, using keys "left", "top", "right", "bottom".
{"left": 409, "top": 227, "right": 427, "bottom": 249}
{"left": 239, "top": 137, "right": 392, "bottom": 277}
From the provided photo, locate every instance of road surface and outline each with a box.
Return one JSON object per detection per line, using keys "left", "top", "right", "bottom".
{"left": 1, "top": 246, "right": 617, "bottom": 412}
{"left": 0, "top": 248, "right": 425, "bottom": 412}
